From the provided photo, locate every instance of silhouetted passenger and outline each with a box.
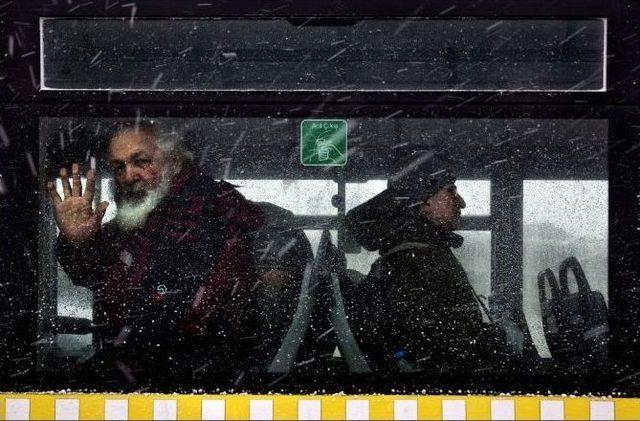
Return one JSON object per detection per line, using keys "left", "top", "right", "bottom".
{"left": 345, "top": 152, "right": 506, "bottom": 372}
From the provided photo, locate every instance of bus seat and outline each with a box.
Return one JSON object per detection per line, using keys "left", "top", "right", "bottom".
{"left": 267, "top": 230, "right": 336, "bottom": 373}
{"left": 538, "top": 257, "right": 609, "bottom": 370}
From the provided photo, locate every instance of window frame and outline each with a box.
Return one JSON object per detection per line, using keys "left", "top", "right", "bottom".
{"left": 24, "top": 103, "right": 620, "bottom": 395}
{"left": 1, "top": 0, "right": 638, "bottom": 395}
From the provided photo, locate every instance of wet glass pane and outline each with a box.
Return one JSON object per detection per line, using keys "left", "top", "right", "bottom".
{"left": 522, "top": 180, "right": 608, "bottom": 358}
{"left": 42, "top": 19, "right": 605, "bottom": 91}
{"left": 346, "top": 180, "right": 387, "bottom": 212}
{"left": 56, "top": 265, "right": 92, "bottom": 320}
{"left": 457, "top": 180, "right": 490, "bottom": 216}
{"left": 227, "top": 180, "right": 337, "bottom": 215}
{"left": 37, "top": 116, "right": 608, "bottom": 389}
{"left": 304, "top": 230, "right": 338, "bottom": 257}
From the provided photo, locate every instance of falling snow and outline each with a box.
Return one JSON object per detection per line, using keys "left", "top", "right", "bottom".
{"left": 0, "top": 3, "right": 638, "bottom": 398}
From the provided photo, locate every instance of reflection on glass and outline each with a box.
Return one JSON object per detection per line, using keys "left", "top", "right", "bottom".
{"left": 522, "top": 180, "right": 608, "bottom": 358}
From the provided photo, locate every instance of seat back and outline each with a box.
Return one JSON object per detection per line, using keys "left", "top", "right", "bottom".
{"left": 538, "top": 257, "right": 609, "bottom": 369}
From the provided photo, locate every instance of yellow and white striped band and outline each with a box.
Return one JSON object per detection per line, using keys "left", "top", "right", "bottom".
{"left": 1, "top": 394, "right": 639, "bottom": 420}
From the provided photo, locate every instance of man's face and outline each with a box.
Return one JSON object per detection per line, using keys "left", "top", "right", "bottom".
{"left": 419, "top": 183, "right": 466, "bottom": 231}
{"left": 108, "top": 129, "right": 166, "bottom": 203}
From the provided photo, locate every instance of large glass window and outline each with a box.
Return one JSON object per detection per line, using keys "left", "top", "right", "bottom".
{"left": 42, "top": 18, "right": 605, "bottom": 91}
{"left": 37, "top": 116, "right": 609, "bottom": 390}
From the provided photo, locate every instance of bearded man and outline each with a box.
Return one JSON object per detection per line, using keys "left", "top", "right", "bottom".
{"left": 47, "top": 121, "right": 264, "bottom": 387}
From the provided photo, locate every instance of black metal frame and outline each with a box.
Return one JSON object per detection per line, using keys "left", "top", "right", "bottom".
{"left": 2, "top": 0, "right": 638, "bottom": 105}
{"left": 0, "top": 0, "right": 638, "bottom": 395}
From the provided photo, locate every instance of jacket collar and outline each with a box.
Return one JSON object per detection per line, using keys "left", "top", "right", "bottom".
{"left": 168, "top": 163, "right": 198, "bottom": 197}
{"left": 381, "top": 218, "right": 464, "bottom": 252}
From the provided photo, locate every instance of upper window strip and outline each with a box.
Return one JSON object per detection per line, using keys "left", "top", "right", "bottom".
{"left": 40, "top": 18, "right": 606, "bottom": 92}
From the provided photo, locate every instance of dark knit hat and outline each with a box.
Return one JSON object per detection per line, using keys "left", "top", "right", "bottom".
{"left": 388, "top": 151, "right": 456, "bottom": 202}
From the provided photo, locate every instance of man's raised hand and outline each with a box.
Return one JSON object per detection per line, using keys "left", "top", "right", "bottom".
{"left": 47, "top": 163, "right": 109, "bottom": 246}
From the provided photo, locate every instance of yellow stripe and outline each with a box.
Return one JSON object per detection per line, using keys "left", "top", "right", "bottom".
{"left": 272, "top": 395, "right": 296, "bottom": 420}
{"left": 28, "top": 394, "right": 55, "bottom": 420}
{"left": 616, "top": 398, "right": 640, "bottom": 420}
{"left": 76, "top": 394, "right": 103, "bottom": 420}
{"left": 1, "top": 393, "right": 639, "bottom": 420}
{"left": 418, "top": 395, "right": 443, "bottom": 420}
{"left": 318, "top": 395, "right": 344, "bottom": 420}
{"left": 516, "top": 396, "right": 540, "bottom": 420}
{"left": 0, "top": 395, "right": 5, "bottom": 421}
{"left": 467, "top": 396, "right": 490, "bottom": 420}
{"left": 176, "top": 394, "right": 200, "bottom": 420}
{"left": 128, "top": 394, "right": 153, "bottom": 420}
{"left": 565, "top": 396, "right": 590, "bottom": 420}
{"left": 369, "top": 395, "right": 394, "bottom": 420}
{"left": 224, "top": 395, "right": 250, "bottom": 420}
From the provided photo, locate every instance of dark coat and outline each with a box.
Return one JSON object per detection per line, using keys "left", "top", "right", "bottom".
{"left": 345, "top": 189, "right": 494, "bottom": 371}
{"left": 57, "top": 165, "right": 264, "bottom": 382}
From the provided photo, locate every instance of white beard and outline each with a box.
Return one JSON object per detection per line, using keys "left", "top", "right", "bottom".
{"left": 114, "top": 167, "right": 173, "bottom": 232}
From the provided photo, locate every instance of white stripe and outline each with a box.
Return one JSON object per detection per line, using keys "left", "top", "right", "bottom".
{"left": 442, "top": 400, "right": 466, "bottom": 421}
{"left": 590, "top": 401, "right": 614, "bottom": 420}
{"left": 55, "top": 399, "right": 79, "bottom": 420}
{"left": 105, "top": 399, "right": 128, "bottom": 420}
{"left": 153, "top": 400, "right": 177, "bottom": 420}
{"left": 298, "top": 400, "right": 321, "bottom": 420}
{"left": 394, "top": 400, "right": 417, "bottom": 420}
{"left": 346, "top": 400, "right": 369, "bottom": 420}
{"left": 541, "top": 400, "right": 564, "bottom": 420}
{"left": 6, "top": 399, "right": 30, "bottom": 421}
{"left": 249, "top": 400, "right": 273, "bottom": 420}
{"left": 491, "top": 400, "right": 515, "bottom": 420}
{"left": 201, "top": 400, "right": 225, "bottom": 421}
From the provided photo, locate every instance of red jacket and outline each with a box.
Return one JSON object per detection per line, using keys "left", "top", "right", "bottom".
{"left": 57, "top": 166, "right": 265, "bottom": 343}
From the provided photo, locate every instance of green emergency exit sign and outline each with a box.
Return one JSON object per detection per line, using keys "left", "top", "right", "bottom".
{"left": 300, "top": 119, "right": 347, "bottom": 166}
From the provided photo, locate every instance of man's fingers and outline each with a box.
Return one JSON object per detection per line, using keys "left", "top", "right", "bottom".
{"left": 47, "top": 181, "right": 62, "bottom": 205}
{"left": 71, "top": 163, "right": 82, "bottom": 196}
{"left": 60, "top": 167, "right": 72, "bottom": 198}
{"left": 83, "top": 169, "right": 96, "bottom": 201}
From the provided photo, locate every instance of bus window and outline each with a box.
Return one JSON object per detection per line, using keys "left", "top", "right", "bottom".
{"left": 523, "top": 180, "right": 608, "bottom": 358}
{"left": 37, "top": 116, "right": 609, "bottom": 389}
